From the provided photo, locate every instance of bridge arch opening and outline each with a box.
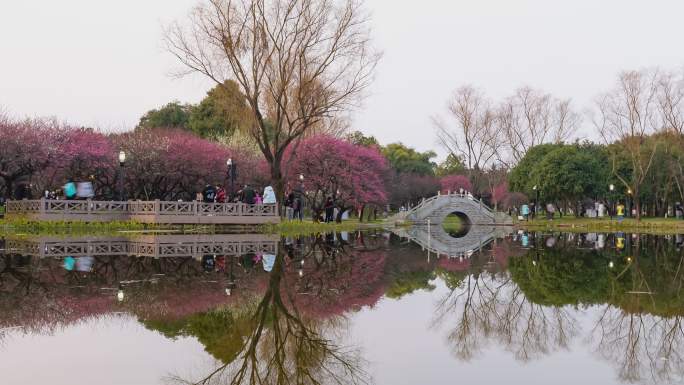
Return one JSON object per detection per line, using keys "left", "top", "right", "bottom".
{"left": 441, "top": 211, "right": 472, "bottom": 238}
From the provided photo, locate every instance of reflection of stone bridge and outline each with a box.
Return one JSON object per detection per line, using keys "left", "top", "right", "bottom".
{"left": 394, "top": 193, "right": 512, "bottom": 225}
{"left": 393, "top": 225, "right": 512, "bottom": 257}
{"left": 4, "top": 234, "right": 279, "bottom": 259}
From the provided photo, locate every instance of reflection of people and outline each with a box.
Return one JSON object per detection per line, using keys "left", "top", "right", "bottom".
{"left": 262, "top": 254, "right": 276, "bottom": 272}
{"left": 240, "top": 253, "right": 257, "bottom": 269}
{"left": 616, "top": 232, "right": 625, "bottom": 250}
{"left": 215, "top": 256, "right": 226, "bottom": 272}
{"left": 202, "top": 255, "right": 215, "bottom": 272}
{"left": 63, "top": 256, "right": 76, "bottom": 271}
{"left": 75, "top": 256, "right": 94, "bottom": 272}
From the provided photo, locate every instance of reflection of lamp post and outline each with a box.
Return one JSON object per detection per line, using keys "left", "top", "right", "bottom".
{"left": 226, "top": 158, "right": 237, "bottom": 201}
{"left": 225, "top": 256, "right": 236, "bottom": 296}
{"left": 117, "top": 284, "right": 124, "bottom": 302}
{"left": 118, "top": 151, "right": 126, "bottom": 201}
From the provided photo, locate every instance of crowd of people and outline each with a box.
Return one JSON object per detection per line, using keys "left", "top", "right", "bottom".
{"left": 197, "top": 184, "right": 277, "bottom": 205}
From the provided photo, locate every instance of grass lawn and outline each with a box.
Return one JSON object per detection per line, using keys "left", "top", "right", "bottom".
{"left": 263, "top": 218, "right": 383, "bottom": 236}
{"left": 441, "top": 214, "right": 464, "bottom": 234}
{"left": 0, "top": 216, "right": 382, "bottom": 237}
{"left": 517, "top": 215, "right": 684, "bottom": 233}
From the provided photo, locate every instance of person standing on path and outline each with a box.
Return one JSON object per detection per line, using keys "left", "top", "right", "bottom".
{"left": 324, "top": 197, "right": 334, "bottom": 223}
{"left": 616, "top": 202, "right": 625, "bottom": 223}
{"left": 284, "top": 192, "right": 295, "bottom": 220}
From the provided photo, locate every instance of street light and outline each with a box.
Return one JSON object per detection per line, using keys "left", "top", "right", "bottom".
{"left": 118, "top": 151, "right": 126, "bottom": 201}
{"left": 627, "top": 188, "right": 633, "bottom": 217}
{"left": 609, "top": 184, "right": 615, "bottom": 219}
{"left": 227, "top": 158, "right": 236, "bottom": 201}
{"left": 532, "top": 185, "right": 539, "bottom": 219}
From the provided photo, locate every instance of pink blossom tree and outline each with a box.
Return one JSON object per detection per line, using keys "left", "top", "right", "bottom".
{"left": 491, "top": 182, "right": 509, "bottom": 210}
{"left": 284, "top": 135, "right": 389, "bottom": 221}
{"left": 107, "top": 129, "right": 268, "bottom": 200}
{"left": 0, "top": 119, "right": 66, "bottom": 198}
{"left": 440, "top": 174, "right": 473, "bottom": 194}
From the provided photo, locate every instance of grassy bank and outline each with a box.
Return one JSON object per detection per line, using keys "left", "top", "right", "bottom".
{"left": 0, "top": 218, "right": 164, "bottom": 237}
{"left": 0, "top": 217, "right": 381, "bottom": 237}
{"left": 517, "top": 216, "right": 684, "bottom": 234}
{"left": 262, "top": 219, "right": 383, "bottom": 236}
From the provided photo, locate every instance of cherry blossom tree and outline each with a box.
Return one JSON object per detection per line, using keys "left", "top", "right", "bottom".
{"left": 284, "top": 135, "right": 389, "bottom": 221}
{"left": 0, "top": 119, "right": 65, "bottom": 198}
{"left": 440, "top": 174, "right": 473, "bottom": 194}
{"left": 491, "top": 182, "right": 509, "bottom": 210}
{"left": 108, "top": 129, "right": 268, "bottom": 200}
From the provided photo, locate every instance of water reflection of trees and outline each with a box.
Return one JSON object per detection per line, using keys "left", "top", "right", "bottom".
{"left": 434, "top": 273, "right": 577, "bottom": 362}
{"left": 169, "top": 234, "right": 380, "bottom": 385}
{"left": 0, "top": 253, "right": 249, "bottom": 334}
{"left": 508, "top": 233, "right": 684, "bottom": 384}
{"left": 432, "top": 233, "right": 684, "bottom": 383}
{"left": 588, "top": 235, "right": 684, "bottom": 384}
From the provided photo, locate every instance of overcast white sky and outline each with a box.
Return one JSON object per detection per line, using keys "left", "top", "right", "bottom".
{"left": 2, "top": 0, "right": 684, "bottom": 160}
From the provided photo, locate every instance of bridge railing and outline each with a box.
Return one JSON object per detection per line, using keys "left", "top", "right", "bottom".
{"left": 6, "top": 199, "right": 279, "bottom": 219}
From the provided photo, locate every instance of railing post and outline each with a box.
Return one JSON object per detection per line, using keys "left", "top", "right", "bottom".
{"left": 39, "top": 198, "right": 46, "bottom": 216}
{"left": 154, "top": 199, "right": 160, "bottom": 222}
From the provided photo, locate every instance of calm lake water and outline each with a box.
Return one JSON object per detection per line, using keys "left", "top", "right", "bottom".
{"left": 2, "top": 229, "right": 684, "bottom": 385}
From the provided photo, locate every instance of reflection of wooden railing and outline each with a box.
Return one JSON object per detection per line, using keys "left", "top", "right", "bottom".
{"left": 6, "top": 199, "right": 279, "bottom": 224}
{"left": 5, "top": 234, "right": 279, "bottom": 258}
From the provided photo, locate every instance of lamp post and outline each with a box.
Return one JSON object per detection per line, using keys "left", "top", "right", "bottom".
{"left": 609, "top": 184, "right": 615, "bottom": 219}
{"left": 226, "top": 158, "right": 236, "bottom": 201}
{"left": 627, "top": 188, "right": 633, "bottom": 218}
{"left": 118, "top": 151, "right": 126, "bottom": 201}
{"left": 533, "top": 185, "right": 539, "bottom": 219}
{"left": 299, "top": 173, "right": 304, "bottom": 195}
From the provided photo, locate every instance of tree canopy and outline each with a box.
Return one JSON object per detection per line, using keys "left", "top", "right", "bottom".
{"left": 382, "top": 143, "right": 437, "bottom": 176}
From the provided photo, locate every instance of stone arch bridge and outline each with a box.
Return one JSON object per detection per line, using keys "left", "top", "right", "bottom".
{"left": 394, "top": 193, "right": 512, "bottom": 226}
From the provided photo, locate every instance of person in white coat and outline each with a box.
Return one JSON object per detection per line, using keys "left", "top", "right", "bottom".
{"left": 263, "top": 186, "right": 277, "bottom": 204}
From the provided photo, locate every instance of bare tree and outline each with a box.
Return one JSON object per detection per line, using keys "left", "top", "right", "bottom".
{"left": 165, "top": 0, "right": 380, "bottom": 198}
{"left": 434, "top": 85, "right": 501, "bottom": 183}
{"left": 497, "top": 86, "right": 580, "bottom": 165}
{"left": 657, "top": 70, "right": 684, "bottom": 134}
{"left": 594, "top": 70, "right": 660, "bottom": 221}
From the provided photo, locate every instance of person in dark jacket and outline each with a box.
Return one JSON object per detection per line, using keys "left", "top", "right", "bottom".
{"left": 242, "top": 185, "right": 256, "bottom": 204}
{"left": 202, "top": 184, "right": 217, "bottom": 203}
{"left": 324, "top": 197, "right": 334, "bottom": 223}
